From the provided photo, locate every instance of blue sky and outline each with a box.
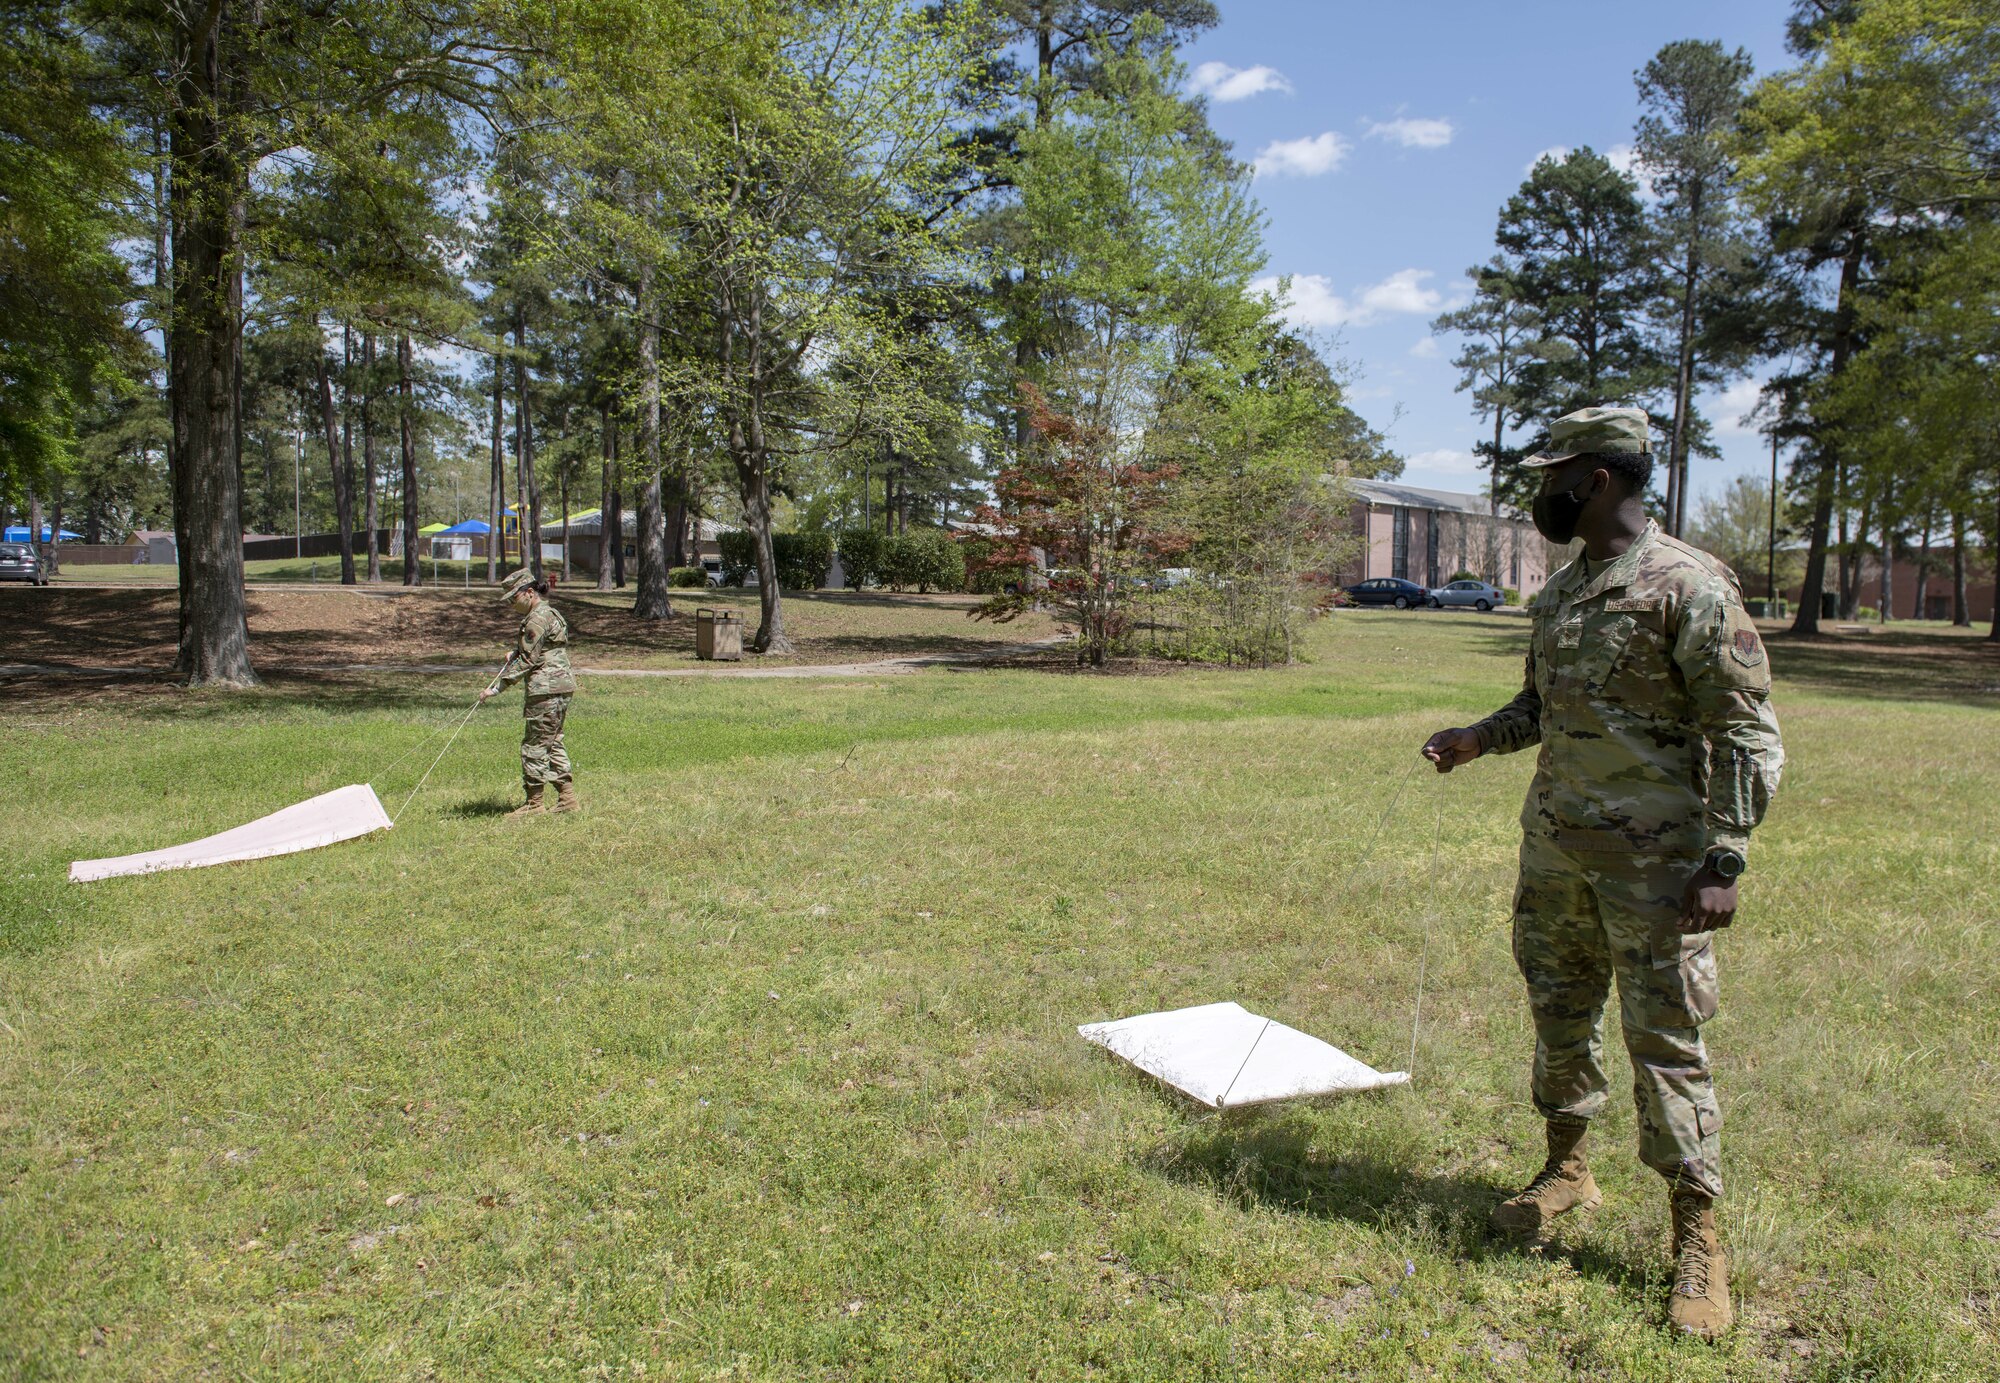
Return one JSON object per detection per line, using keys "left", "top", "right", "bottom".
{"left": 1177, "top": 0, "right": 1796, "bottom": 501}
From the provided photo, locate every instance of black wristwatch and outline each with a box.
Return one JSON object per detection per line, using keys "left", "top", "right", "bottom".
{"left": 1703, "top": 848, "right": 1747, "bottom": 880}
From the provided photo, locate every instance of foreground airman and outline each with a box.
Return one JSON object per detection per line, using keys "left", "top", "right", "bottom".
{"left": 1422, "top": 407, "right": 1784, "bottom": 1340}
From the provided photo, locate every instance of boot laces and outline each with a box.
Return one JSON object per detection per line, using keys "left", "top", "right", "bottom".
{"left": 1518, "top": 1158, "right": 1572, "bottom": 1205}
{"left": 1673, "top": 1205, "right": 1713, "bottom": 1297}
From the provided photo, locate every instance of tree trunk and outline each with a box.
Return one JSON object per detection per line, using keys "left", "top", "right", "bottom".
{"left": 1913, "top": 516, "right": 1932, "bottom": 620}
{"left": 1952, "top": 508, "right": 1971, "bottom": 626}
{"left": 664, "top": 437, "right": 690, "bottom": 570}
{"left": 362, "top": 332, "right": 381, "bottom": 575}
{"left": 513, "top": 317, "right": 540, "bottom": 578}
{"left": 488, "top": 353, "right": 503, "bottom": 583}
{"left": 559, "top": 462, "right": 571, "bottom": 586}
{"left": 48, "top": 495, "right": 62, "bottom": 574}
{"left": 1879, "top": 525, "right": 1894, "bottom": 623}
{"left": 398, "top": 335, "right": 418, "bottom": 587}
{"left": 1842, "top": 494, "right": 1869, "bottom": 620}
{"left": 27, "top": 490, "right": 42, "bottom": 571}
{"left": 167, "top": 7, "right": 256, "bottom": 685}
{"left": 632, "top": 264, "right": 672, "bottom": 619}
{"left": 1991, "top": 488, "right": 1999, "bottom": 642}
{"left": 315, "top": 349, "right": 356, "bottom": 583}
{"left": 1665, "top": 200, "right": 1701, "bottom": 539}
{"left": 610, "top": 426, "right": 626, "bottom": 587}
{"left": 1789, "top": 237, "right": 1865, "bottom": 638}
{"left": 359, "top": 335, "right": 379, "bottom": 581}
{"left": 740, "top": 447, "right": 788, "bottom": 652}
{"left": 596, "top": 404, "right": 615, "bottom": 590}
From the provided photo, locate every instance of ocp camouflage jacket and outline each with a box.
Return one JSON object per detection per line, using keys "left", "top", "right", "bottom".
{"left": 492, "top": 601, "right": 577, "bottom": 702}
{"left": 1472, "top": 521, "right": 1784, "bottom": 859}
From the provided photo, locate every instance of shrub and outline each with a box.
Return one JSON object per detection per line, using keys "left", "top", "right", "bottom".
{"left": 774, "top": 532, "right": 834, "bottom": 590}
{"left": 717, "top": 530, "right": 755, "bottom": 585}
{"left": 714, "top": 531, "right": 835, "bottom": 589}
{"left": 834, "top": 528, "right": 884, "bottom": 590}
{"left": 877, "top": 528, "right": 963, "bottom": 593}
{"left": 1501, "top": 587, "right": 1520, "bottom": 606}
{"left": 668, "top": 566, "right": 708, "bottom": 588}
{"left": 1450, "top": 569, "right": 1481, "bottom": 583}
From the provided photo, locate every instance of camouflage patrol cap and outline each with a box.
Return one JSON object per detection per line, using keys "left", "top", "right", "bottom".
{"left": 498, "top": 567, "right": 538, "bottom": 602}
{"left": 1523, "top": 406, "right": 1652, "bottom": 468}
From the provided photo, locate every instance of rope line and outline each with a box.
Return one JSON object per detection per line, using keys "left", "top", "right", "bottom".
{"left": 1216, "top": 1017, "right": 1274, "bottom": 1111}
{"left": 1407, "top": 776, "right": 1445, "bottom": 1079}
{"left": 392, "top": 696, "right": 482, "bottom": 824}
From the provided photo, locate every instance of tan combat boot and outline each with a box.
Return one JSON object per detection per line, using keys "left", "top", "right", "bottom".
{"left": 1668, "top": 1188, "right": 1732, "bottom": 1339}
{"left": 1490, "top": 1121, "right": 1602, "bottom": 1235}
{"left": 508, "top": 784, "right": 547, "bottom": 817}
{"left": 553, "top": 778, "right": 580, "bottom": 814}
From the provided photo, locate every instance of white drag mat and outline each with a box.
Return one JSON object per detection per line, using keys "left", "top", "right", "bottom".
{"left": 70, "top": 784, "right": 392, "bottom": 883}
{"left": 1079, "top": 1001, "right": 1409, "bottom": 1109}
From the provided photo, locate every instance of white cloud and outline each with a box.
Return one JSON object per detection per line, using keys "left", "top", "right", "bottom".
{"left": 1525, "top": 145, "right": 1571, "bottom": 173}
{"left": 1253, "top": 131, "right": 1351, "bottom": 178}
{"left": 1606, "top": 143, "right": 1657, "bottom": 198}
{"left": 1409, "top": 336, "right": 1440, "bottom": 358}
{"left": 1712, "top": 377, "right": 1768, "bottom": 435}
{"left": 1357, "top": 268, "right": 1445, "bottom": 318}
{"left": 1187, "top": 61, "right": 1292, "bottom": 102}
{"left": 1254, "top": 268, "right": 1448, "bottom": 329}
{"left": 1367, "top": 117, "right": 1454, "bottom": 149}
{"left": 1252, "top": 272, "right": 1352, "bottom": 328}
{"left": 1407, "top": 448, "right": 1483, "bottom": 476}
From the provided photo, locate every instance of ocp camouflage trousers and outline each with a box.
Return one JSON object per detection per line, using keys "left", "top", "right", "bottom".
{"left": 1512, "top": 831, "right": 1724, "bottom": 1198}
{"left": 521, "top": 694, "right": 572, "bottom": 787}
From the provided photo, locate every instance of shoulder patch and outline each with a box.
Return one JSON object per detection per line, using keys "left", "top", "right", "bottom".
{"left": 1730, "top": 627, "right": 1764, "bottom": 667}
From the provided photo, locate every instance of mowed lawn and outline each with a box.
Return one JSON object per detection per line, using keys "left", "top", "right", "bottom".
{"left": 2, "top": 612, "right": 1996, "bottom": 1381}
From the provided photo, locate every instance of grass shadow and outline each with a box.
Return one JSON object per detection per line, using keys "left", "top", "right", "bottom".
{"left": 1143, "top": 1112, "right": 1644, "bottom": 1288}
{"left": 445, "top": 794, "right": 521, "bottom": 819}
{"left": 1457, "top": 623, "right": 2000, "bottom": 705}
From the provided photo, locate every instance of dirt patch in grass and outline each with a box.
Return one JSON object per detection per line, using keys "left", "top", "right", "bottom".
{"left": 0, "top": 585, "right": 1059, "bottom": 682}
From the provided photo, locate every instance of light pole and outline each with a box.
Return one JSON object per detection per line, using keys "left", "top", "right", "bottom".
{"left": 294, "top": 414, "right": 303, "bottom": 559}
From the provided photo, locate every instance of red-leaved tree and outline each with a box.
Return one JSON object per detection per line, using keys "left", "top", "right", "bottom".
{"left": 971, "top": 384, "right": 1188, "bottom": 665}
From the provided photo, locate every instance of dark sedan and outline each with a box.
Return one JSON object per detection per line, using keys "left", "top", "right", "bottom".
{"left": 1343, "top": 577, "right": 1429, "bottom": 609}
{"left": 0, "top": 543, "right": 47, "bottom": 585}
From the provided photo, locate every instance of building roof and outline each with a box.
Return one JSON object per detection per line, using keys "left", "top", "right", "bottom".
{"left": 1348, "top": 477, "right": 1523, "bottom": 521}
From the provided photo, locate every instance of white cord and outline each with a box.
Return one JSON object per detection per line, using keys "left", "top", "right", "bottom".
{"left": 392, "top": 697, "right": 482, "bottom": 823}
{"left": 1407, "top": 780, "right": 1444, "bottom": 1079}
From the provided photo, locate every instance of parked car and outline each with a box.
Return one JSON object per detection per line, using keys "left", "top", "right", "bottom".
{"left": 0, "top": 543, "right": 47, "bottom": 585}
{"left": 1343, "top": 577, "right": 1430, "bottom": 609}
{"left": 1428, "top": 578, "right": 1506, "bottom": 611}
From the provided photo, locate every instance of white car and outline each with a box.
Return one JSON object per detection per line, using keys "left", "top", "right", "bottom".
{"left": 1428, "top": 579, "right": 1506, "bottom": 611}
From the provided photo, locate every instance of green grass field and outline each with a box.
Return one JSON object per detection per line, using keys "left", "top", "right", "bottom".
{"left": 3, "top": 613, "right": 1996, "bottom": 1380}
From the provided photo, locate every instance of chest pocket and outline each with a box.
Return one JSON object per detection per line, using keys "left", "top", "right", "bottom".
{"left": 1549, "top": 601, "right": 1639, "bottom": 692}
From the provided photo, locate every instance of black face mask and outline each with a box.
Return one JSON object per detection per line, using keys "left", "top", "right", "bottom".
{"left": 1531, "top": 474, "right": 1600, "bottom": 545}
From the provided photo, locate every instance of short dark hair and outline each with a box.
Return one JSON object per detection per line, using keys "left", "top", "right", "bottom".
{"left": 1577, "top": 450, "right": 1653, "bottom": 495}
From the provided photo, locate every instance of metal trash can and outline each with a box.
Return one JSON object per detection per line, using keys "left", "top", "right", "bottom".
{"left": 696, "top": 607, "right": 743, "bottom": 661}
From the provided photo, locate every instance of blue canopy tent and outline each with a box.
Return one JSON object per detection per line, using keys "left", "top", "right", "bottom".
{"left": 4, "top": 526, "right": 82, "bottom": 543}
{"left": 439, "top": 519, "right": 490, "bottom": 534}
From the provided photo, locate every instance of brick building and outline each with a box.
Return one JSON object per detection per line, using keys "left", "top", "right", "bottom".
{"left": 1340, "top": 477, "right": 1559, "bottom": 597}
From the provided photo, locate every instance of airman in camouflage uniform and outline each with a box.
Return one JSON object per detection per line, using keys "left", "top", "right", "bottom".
{"left": 480, "top": 568, "right": 580, "bottom": 816}
{"left": 1423, "top": 407, "right": 1784, "bottom": 1340}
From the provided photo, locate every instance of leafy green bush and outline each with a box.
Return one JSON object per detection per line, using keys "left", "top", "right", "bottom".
{"left": 834, "top": 528, "right": 884, "bottom": 590}
{"left": 775, "top": 532, "right": 834, "bottom": 590}
{"left": 668, "top": 566, "right": 708, "bottom": 588}
{"left": 1450, "top": 569, "right": 1480, "bottom": 583}
{"left": 715, "top": 531, "right": 834, "bottom": 589}
{"left": 717, "top": 531, "right": 755, "bottom": 585}
{"left": 877, "top": 528, "right": 964, "bottom": 593}
{"left": 1501, "top": 587, "right": 1520, "bottom": 606}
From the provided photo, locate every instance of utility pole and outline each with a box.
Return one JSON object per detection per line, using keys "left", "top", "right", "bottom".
{"left": 294, "top": 414, "right": 303, "bottom": 559}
